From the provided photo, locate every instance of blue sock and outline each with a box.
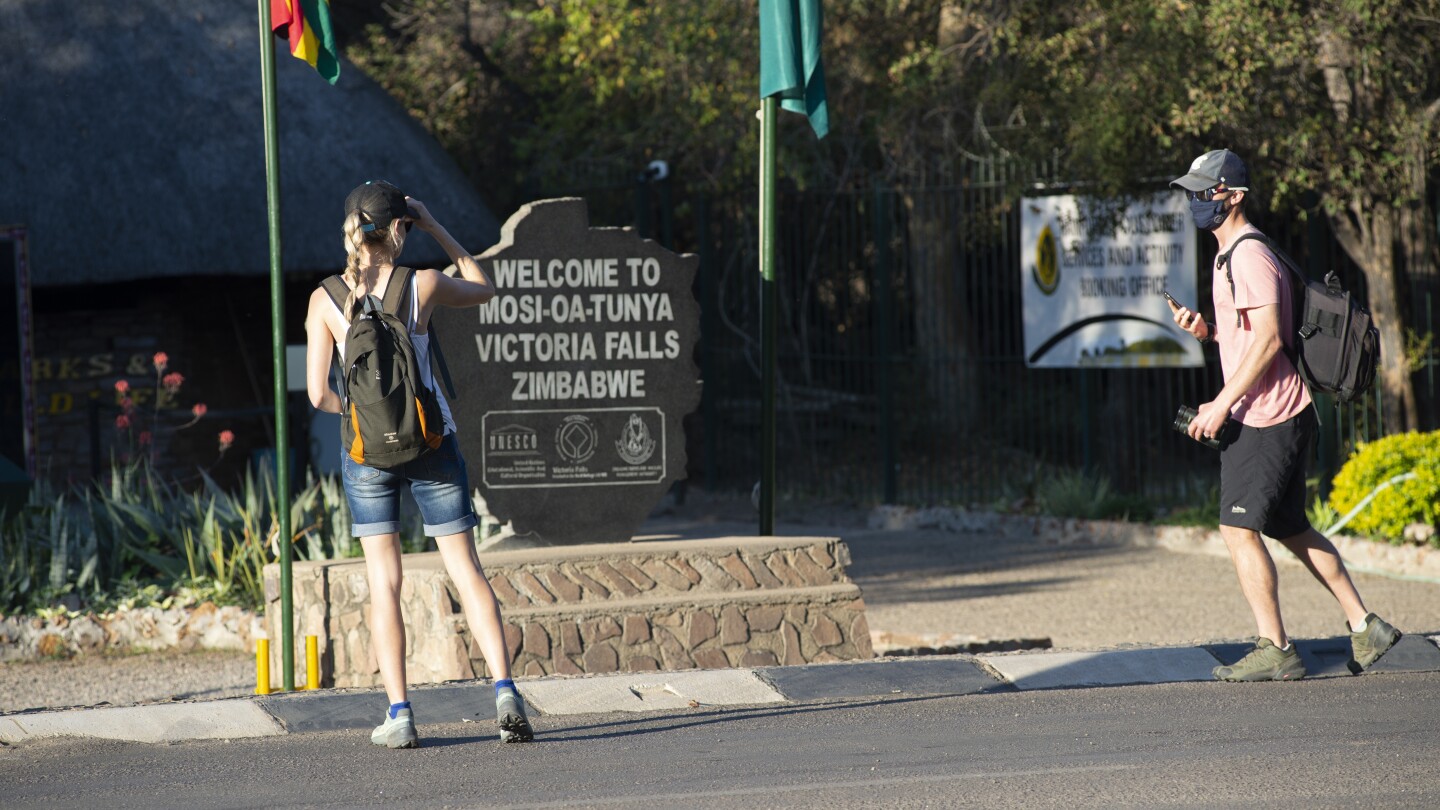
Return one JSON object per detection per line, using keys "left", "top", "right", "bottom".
{"left": 494, "top": 679, "right": 515, "bottom": 696}
{"left": 388, "top": 701, "right": 410, "bottom": 719}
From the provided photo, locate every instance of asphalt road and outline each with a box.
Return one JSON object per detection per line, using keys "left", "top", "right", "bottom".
{"left": 2, "top": 672, "right": 1437, "bottom": 809}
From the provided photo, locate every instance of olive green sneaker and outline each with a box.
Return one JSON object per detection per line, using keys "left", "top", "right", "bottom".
{"left": 1213, "top": 638, "right": 1306, "bottom": 682}
{"left": 1347, "top": 613, "right": 1401, "bottom": 674}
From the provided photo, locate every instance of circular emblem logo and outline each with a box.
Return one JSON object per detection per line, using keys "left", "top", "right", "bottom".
{"left": 1033, "top": 224, "right": 1059, "bottom": 295}
{"left": 615, "top": 413, "right": 657, "bottom": 465}
{"left": 554, "top": 415, "right": 597, "bottom": 464}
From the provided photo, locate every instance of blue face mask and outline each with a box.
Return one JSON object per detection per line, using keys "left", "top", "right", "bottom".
{"left": 1189, "top": 197, "right": 1230, "bottom": 231}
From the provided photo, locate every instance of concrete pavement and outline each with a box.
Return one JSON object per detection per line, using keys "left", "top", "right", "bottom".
{"left": 7, "top": 496, "right": 1440, "bottom": 748}
{"left": 3, "top": 632, "right": 1438, "bottom": 746}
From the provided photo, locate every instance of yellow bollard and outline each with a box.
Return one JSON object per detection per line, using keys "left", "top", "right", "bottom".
{"left": 305, "top": 635, "right": 320, "bottom": 690}
{"left": 255, "top": 638, "right": 271, "bottom": 695}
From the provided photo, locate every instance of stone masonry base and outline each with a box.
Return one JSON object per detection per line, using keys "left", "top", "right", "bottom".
{"left": 263, "top": 536, "right": 873, "bottom": 688}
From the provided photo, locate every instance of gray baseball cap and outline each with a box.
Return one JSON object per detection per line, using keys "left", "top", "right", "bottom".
{"left": 1170, "top": 149, "right": 1249, "bottom": 191}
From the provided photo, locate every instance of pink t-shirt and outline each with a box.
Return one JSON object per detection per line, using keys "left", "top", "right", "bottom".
{"left": 1213, "top": 225, "right": 1312, "bottom": 427}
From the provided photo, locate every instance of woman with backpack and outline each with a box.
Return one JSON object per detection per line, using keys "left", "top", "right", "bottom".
{"left": 304, "top": 180, "right": 532, "bottom": 749}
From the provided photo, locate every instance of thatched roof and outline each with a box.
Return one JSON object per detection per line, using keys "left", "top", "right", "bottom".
{"left": 0, "top": 1, "right": 501, "bottom": 287}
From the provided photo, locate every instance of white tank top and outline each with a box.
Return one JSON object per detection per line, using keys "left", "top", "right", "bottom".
{"left": 333, "top": 273, "right": 456, "bottom": 435}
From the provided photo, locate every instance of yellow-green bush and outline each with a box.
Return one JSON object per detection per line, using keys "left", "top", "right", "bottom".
{"left": 1327, "top": 430, "right": 1440, "bottom": 544}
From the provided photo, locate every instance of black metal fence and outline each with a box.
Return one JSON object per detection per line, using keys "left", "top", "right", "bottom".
{"left": 558, "top": 175, "right": 1436, "bottom": 508}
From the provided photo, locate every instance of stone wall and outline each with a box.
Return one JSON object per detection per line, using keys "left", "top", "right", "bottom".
{"left": 263, "top": 536, "right": 873, "bottom": 688}
{"left": 0, "top": 603, "right": 264, "bottom": 662}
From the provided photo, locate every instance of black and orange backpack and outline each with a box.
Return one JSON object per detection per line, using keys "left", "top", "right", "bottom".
{"left": 321, "top": 267, "right": 455, "bottom": 468}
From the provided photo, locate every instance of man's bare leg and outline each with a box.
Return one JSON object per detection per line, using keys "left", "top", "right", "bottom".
{"left": 1220, "top": 524, "right": 1289, "bottom": 646}
{"left": 1275, "top": 527, "right": 1369, "bottom": 628}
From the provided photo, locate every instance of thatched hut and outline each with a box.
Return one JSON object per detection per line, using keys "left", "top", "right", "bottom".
{"left": 1, "top": 1, "right": 501, "bottom": 484}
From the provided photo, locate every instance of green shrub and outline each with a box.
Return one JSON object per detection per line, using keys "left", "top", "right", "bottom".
{"left": 1327, "top": 430, "right": 1440, "bottom": 544}
{"left": 1307, "top": 496, "right": 1340, "bottom": 535}
{"left": 1158, "top": 483, "right": 1221, "bottom": 529}
{"left": 0, "top": 460, "right": 374, "bottom": 614}
{"left": 1036, "top": 469, "right": 1154, "bottom": 522}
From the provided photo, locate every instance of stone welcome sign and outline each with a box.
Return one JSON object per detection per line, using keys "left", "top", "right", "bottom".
{"left": 432, "top": 198, "right": 701, "bottom": 544}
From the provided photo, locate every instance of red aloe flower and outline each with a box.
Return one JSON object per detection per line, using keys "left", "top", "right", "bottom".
{"left": 218, "top": 430, "right": 235, "bottom": 451}
{"left": 192, "top": 402, "right": 208, "bottom": 419}
{"left": 115, "top": 414, "right": 131, "bottom": 430}
{"left": 153, "top": 352, "right": 168, "bottom": 372}
{"left": 162, "top": 372, "right": 185, "bottom": 392}
{"left": 114, "top": 379, "right": 130, "bottom": 394}
{"left": 138, "top": 431, "right": 152, "bottom": 446}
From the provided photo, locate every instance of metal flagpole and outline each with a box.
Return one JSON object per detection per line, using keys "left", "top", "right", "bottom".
{"left": 257, "top": 0, "right": 295, "bottom": 691}
{"left": 758, "top": 96, "right": 778, "bottom": 536}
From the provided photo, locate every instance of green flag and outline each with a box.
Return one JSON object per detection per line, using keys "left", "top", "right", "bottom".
{"left": 759, "top": 0, "right": 829, "bottom": 139}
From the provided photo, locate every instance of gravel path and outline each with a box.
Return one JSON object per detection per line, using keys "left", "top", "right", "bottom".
{"left": 4, "top": 492, "right": 1437, "bottom": 714}
{"left": 846, "top": 526, "right": 1440, "bottom": 649}
{"left": 0, "top": 649, "right": 252, "bottom": 715}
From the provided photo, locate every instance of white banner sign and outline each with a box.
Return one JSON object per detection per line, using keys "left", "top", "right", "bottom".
{"left": 1021, "top": 193, "right": 1202, "bottom": 368}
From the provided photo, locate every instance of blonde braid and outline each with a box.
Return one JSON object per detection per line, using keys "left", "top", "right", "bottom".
{"left": 339, "top": 212, "right": 403, "bottom": 320}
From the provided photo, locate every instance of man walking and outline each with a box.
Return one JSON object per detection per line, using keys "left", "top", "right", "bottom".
{"left": 1167, "top": 148, "right": 1400, "bottom": 681}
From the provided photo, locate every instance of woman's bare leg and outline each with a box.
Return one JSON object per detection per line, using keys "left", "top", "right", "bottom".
{"left": 434, "top": 532, "right": 513, "bottom": 681}
{"left": 361, "top": 534, "right": 408, "bottom": 705}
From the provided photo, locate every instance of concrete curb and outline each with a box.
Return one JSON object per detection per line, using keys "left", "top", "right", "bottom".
{"left": 0, "top": 701, "right": 284, "bottom": 745}
{"left": 3, "top": 633, "right": 1437, "bottom": 746}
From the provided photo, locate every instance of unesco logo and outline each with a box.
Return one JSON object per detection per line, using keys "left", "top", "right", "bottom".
{"left": 554, "top": 414, "right": 597, "bottom": 464}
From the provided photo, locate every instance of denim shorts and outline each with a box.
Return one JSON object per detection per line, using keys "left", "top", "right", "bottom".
{"left": 341, "top": 433, "right": 479, "bottom": 538}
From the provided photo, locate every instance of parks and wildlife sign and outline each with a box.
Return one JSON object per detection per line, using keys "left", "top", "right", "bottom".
{"left": 1021, "top": 193, "right": 1202, "bottom": 369}
{"left": 432, "top": 199, "right": 701, "bottom": 544}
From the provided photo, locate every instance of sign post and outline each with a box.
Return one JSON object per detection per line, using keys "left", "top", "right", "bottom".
{"left": 255, "top": 0, "right": 293, "bottom": 690}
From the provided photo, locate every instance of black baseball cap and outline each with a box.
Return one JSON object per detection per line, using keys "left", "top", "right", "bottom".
{"left": 344, "top": 180, "right": 418, "bottom": 233}
{"left": 1170, "top": 149, "right": 1250, "bottom": 191}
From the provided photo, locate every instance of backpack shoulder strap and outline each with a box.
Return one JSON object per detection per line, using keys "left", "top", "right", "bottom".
{"left": 1220, "top": 232, "right": 1306, "bottom": 370}
{"left": 428, "top": 321, "right": 459, "bottom": 401}
{"left": 381, "top": 266, "right": 458, "bottom": 400}
{"left": 1215, "top": 232, "right": 1270, "bottom": 279}
{"left": 1217, "top": 232, "right": 1282, "bottom": 327}
{"left": 382, "top": 266, "right": 416, "bottom": 323}
{"left": 321, "top": 275, "right": 351, "bottom": 316}
{"left": 319, "top": 275, "right": 353, "bottom": 405}
{"left": 1220, "top": 233, "right": 1306, "bottom": 282}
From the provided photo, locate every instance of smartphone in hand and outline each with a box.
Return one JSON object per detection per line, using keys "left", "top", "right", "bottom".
{"left": 1161, "top": 289, "right": 1184, "bottom": 310}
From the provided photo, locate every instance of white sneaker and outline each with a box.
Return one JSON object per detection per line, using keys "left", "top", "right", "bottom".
{"left": 371, "top": 707, "right": 420, "bottom": 749}
{"left": 496, "top": 689, "right": 534, "bottom": 743}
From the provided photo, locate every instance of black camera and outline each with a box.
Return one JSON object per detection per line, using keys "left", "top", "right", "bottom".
{"left": 1173, "top": 405, "right": 1239, "bottom": 450}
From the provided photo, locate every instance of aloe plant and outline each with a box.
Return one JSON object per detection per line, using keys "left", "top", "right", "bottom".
{"left": 1, "top": 457, "right": 369, "bottom": 614}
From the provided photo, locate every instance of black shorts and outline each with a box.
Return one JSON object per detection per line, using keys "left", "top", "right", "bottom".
{"left": 1219, "top": 405, "right": 1315, "bottom": 538}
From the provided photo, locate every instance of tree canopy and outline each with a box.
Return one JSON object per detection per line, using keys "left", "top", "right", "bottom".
{"left": 993, "top": 0, "right": 1440, "bottom": 428}
{"left": 343, "top": 0, "right": 1439, "bottom": 428}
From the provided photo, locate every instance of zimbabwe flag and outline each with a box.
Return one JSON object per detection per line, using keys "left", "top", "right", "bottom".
{"left": 271, "top": 0, "right": 340, "bottom": 84}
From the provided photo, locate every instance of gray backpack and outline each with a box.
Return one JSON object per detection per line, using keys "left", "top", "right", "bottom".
{"left": 321, "top": 267, "right": 456, "bottom": 468}
{"left": 1218, "top": 234, "right": 1379, "bottom": 404}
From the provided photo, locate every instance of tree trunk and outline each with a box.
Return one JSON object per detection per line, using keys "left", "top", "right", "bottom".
{"left": 1314, "top": 22, "right": 1424, "bottom": 432}
{"left": 901, "top": 189, "right": 977, "bottom": 434}
{"left": 1398, "top": 140, "right": 1439, "bottom": 431}
{"left": 1326, "top": 200, "right": 1419, "bottom": 432}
